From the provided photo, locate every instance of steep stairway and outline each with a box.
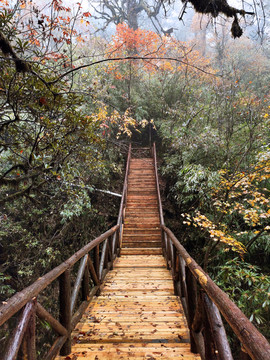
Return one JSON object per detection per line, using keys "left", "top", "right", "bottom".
{"left": 56, "top": 151, "right": 200, "bottom": 360}
{"left": 122, "top": 156, "right": 162, "bottom": 255}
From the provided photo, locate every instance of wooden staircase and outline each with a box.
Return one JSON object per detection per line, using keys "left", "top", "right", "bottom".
{"left": 122, "top": 156, "right": 162, "bottom": 255}
{"left": 56, "top": 151, "right": 200, "bottom": 359}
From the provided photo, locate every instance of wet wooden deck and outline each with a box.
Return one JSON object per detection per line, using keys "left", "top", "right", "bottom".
{"left": 56, "top": 157, "right": 200, "bottom": 359}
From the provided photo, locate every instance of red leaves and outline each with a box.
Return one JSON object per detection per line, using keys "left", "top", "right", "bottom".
{"left": 52, "top": 0, "right": 71, "bottom": 12}
{"left": 39, "top": 97, "right": 48, "bottom": 106}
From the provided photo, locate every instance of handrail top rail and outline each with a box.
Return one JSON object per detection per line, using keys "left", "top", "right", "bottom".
{"left": 0, "top": 224, "right": 119, "bottom": 327}
{"left": 117, "top": 143, "right": 131, "bottom": 226}
{"left": 152, "top": 143, "right": 164, "bottom": 226}
{"left": 162, "top": 225, "right": 270, "bottom": 360}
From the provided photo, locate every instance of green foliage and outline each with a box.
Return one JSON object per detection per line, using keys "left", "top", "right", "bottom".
{"left": 0, "top": 273, "right": 15, "bottom": 296}
{"left": 214, "top": 258, "right": 270, "bottom": 328}
{"left": 60, "top": 188, "right": 92, "bottom": 222}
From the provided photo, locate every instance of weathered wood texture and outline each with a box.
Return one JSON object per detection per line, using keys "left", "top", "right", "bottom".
{"left": 3, "top": 300, "right": 36, "bottom": 360}
{"left": 0, "top": 226, "right": 119, "bottom": 327}
{"left": 56, "top": 255, "right": 200, "bottom": 359}
{"left": 2, "top": 146, "right": 269, "bottom": 360}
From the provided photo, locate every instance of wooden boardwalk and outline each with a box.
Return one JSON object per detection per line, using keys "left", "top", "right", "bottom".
{"left": 56, "top": 156, "right": 200, "bottom": 359}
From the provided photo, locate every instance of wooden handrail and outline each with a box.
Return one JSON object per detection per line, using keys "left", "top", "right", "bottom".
{"left": 118, "top": 143, "right": 131, "bottom": 224}
{"left": 152, "top": 142, "right": 171, "bottom": 265}
{"left": 0, "top": 144, "right": 133, "bottom": 359}
{"left": 152, "top": 142, "right": 164, "bottom": 226}
{"left": 114, "top": 143, "right": 131, "bottom": 252}
{"left": 0, "top": 228, "right": 120, "bottom": 360}
{"left": 0, "top": 225, "right": 119, "bottom": 327}
{"left": 162, "top": 225, "right": 270, "bottom": 360}
{"left": 152, "top": 142, "right": 270, "bottom": 360}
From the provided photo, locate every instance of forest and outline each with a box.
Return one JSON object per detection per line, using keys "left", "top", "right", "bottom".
{"left": 0, "top": 0, "right": 269, "bottom": 358}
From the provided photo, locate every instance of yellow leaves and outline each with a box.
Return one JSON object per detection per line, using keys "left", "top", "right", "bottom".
{"left": 214, "top": 150, "right": 270, "bottom": 231}
{"left": 182, "top": 211, "right": 246, "bottom": 256}
{"left": 160, "top": 61, "right": 174, "bottom": 72}
{"left": 90, "top": 104, "right": 137, "bottom": 138}
{"left": 243, "top": 209, "right": 260, "bottom": 227}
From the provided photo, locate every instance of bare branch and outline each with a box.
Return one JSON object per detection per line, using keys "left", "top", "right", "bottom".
{"left": 47, "top": 55, "right": 218, "bottom": 85}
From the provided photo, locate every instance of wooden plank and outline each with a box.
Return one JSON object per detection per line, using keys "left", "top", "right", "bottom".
{"left": 57, "top": 352, "right": 200, "bottom": 359}
{"left": 122, "top": 242, "right": 162, "bottom": 248}
{"left": 101, "top": 290, "right": 174, "bottom": 296}
{"left": 121, "top": 248, "right": 163, "bottom": 255}
{"left": 71, "top": 330, "right": 189, "bottom": 341}
{"left": 80, "top": 314, "right": 185, "bottom": 322}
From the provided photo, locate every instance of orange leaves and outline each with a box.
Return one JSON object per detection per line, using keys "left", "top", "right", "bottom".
{"left": 106, "top": 23, "right": 215, "bottom": 80}
{"left": 108, "top": 23, "right": 165, "bottom": 73}
{"left": 52, "top": 0, "right": 71, "bottom": 12}
{"left": 111, "top": 23, "right": 161, "bottom": 55}
{"left": 82, "top": 12, "right": 91, "bottom": 17}
{"left": 20, "top": 1, "right": 26, "bottom": 9}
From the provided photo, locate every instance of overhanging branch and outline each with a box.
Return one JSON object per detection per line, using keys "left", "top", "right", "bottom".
{"left": 47, "top": 55, "right": 217, "bottom": 85}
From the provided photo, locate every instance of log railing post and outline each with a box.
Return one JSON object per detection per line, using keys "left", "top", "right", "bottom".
{"left": 161, "top": 228, "right": 166, "bottom": 259}
{"left": 171, "top": 244, "right": 179, "bottom": 295}
{"left": 25, "top": 300, "right": 37, "bottom": 360}
{"left": 3, "top": 300, "right": 36, "bottom": 360}
{"left": 202, "top": 293, "right": 218, "bottom": 360}
{"left": 88, "top": 256, "right": 100, "bottom": 287}
{"left": 94, "top": 245, "right": 100, "bottom": 281}
{"left": 203, "top": 292, "right": 233, "bottom": 360}
{"left": 82, "top": 262, "right": 90, "bottom": 301}
{"left": 103, "top": 240, "right": 109, "bottom": 273}
{"left": 59, "top": 269, "right": 71, "bottom": 356}
{"left": 186, "top": 266, "right": 198, "bottom": 353}
{"left": 166, "top": 236, "right": 172, "bottom": 269}
{"left": 179, "top": 256, "right": 188, "bottom": 300}
{"left": 116, "top": 227, "right": 121, "bottom": 256}
{"left": 108, "top": 235, "right": 113, "bottom": 269}
{"left": 71, "top": 255, "right": 88, "bottom": 314}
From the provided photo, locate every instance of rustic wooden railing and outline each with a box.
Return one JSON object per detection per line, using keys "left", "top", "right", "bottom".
{"left": 115, "top": 143, "right": 131, "bottom": 253}
{"left": 0, "top": 145, "right": 132, "bottom": 360}
{"left": 152, "top": 143, "right": 270, "bottom": 360}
